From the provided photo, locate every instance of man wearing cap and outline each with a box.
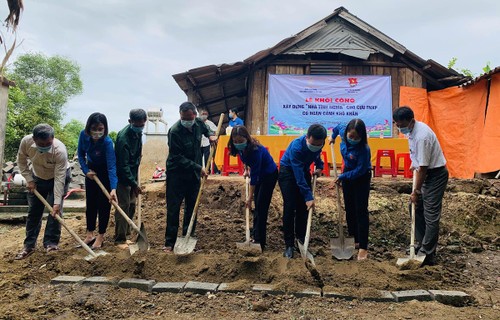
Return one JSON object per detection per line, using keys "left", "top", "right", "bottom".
{"left": 15, "top": 124, "right": 71, "bottom": 259}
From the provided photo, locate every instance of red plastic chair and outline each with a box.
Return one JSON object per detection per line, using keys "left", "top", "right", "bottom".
{"left": 221, "top": 147, "right": 244, "bottom": 176}
{"left": 374, "top": 149, "right": 397, "bottom": 177}
{"left": 396, "top": 153, "right": 413, "bottom": 178}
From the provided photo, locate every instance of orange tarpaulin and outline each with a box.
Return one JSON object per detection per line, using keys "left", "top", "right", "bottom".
{"left": 400, "top": 81, "right": 490, "bottom": 178}
{"left": 477, "top": 73, "right": 500, "bottom": 173}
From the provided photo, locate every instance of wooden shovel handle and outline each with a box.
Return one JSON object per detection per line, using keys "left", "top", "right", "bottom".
{"left": 330, "top": 143, "right": 345, "bottom": 240}
{"left": 33, "top": 189, "right": 96, "bottom": 258}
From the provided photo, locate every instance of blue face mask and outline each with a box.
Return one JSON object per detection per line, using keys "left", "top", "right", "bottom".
{"left": 37, "top": 145, "right": 52, "bottom": 153}
{"left": 307, "top": 142, "right": 323, "bottom": 152}
{"left": 234, "top": 141, "right": 247, "bottom": 151}
{"left": 347, "top": 138, "right": 361, "bottom": 145}
{"left": 398, "top": 127, "right": 411, "bottom": 135}
{"left": 130, "top": 125, "right": 144, "bottom": 133}
{"left": 181, "top": 120, "right": 195, "bottom": 128}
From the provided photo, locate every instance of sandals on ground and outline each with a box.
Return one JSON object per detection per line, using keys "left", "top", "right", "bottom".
{"left": 14, "top": 248, "right": 34, "bottom": 260}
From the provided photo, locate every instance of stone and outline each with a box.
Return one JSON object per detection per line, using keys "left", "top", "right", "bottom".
{"left": 291, "top": 288, "right": 321, "bottom": 298}
{"left": 218, "top": 283, "right": 245, "bottom": 294}
{"left": 251, "top": 284, "right": 284, "bottom": 295}
{"left": 50, "top": 276, "right": 86, "bottom": 284}
{"left": 118, "top": 278, "right": 156, "bottom": 292}
{"left": 392, "top": 290, "right": 432, "bottom": 302}
{"left": 184, "top": 281, "right": 219, "bottom": 294}
{"left": 429, "top": 290, "right": 472, "bottom": 307}
{"left": 82, "top": 276, "right": 117, "bottom": 286}
{"left": 152, "top": 282, "right": 186, "bottom": 293}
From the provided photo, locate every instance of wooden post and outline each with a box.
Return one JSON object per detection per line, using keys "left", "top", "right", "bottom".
{"left": 0, "top": 78, "right": 13, "bottom": 166}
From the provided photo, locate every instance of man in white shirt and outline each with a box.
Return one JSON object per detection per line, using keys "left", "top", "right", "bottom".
{"left": 393, "top": 106, "right": 449, "bottom": 266}
{"left": 15, "top": 124, "right": 71, "bottom": 259}
{"left": 198, "top": 108, "right": 220, "bottom": 174}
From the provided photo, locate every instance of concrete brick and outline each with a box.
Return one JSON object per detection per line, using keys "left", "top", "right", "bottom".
{"left": 82, "top": 276, "right": 117, "bottom": 286}
{"left": 429, "top": 290, "right": 472, "bottom": 307}
{"left": 251, "top": 284, "right": 284, "bottom": 295}
{"left": 118, "top": 278, "right": 156, "bottom": 292}
{"left": 364, "top": 291, "right": 396, "bottom": 302}
{"left": 50, "top": 276, "right": 86, "bottom": 284}
{"left": 218, "top": 283, "right": 245, "bottom": 294}
{"left": 392, "top": 290, "right": 432, "bottom": 302}
{"left": 184, "top": 281, "right": 219, "bottom": 294}
{"left": 323, "top": 290, "right": 356, "bottom": 301}
{"left": 291, "top": 288, "right": 321, "bottom": 298}
{"left": 152, "top": 282, "right": 186, "bottom": 293}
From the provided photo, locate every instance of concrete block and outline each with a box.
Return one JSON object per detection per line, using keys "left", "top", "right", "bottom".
{"left": 392, "top": 290, "right": 432, "bottom": 302}
{"left": 291, "top": 288, "right": 321, "bottom": 298}
{"left": 323, "top": 290, "right": 356, "bottom": 301}
{"left": 218, "top": 283, "right": 245, "bottom": 294}
{"left": 184, "top": 281, "right": 219, "bottom": 294}
{"left": 251, "top": 284, "right": 284, "bottom": 295}
{"left": 429, "top": 290, "right": 472, "bottom": 307}
{"left": 118, "top": 278, "right": 156, "bottom": 292}
{"left": 152, "top": 282, "right": 186, "bottom": 293}
{"left": 364, "top": 291, "right": 396, "bottom": 302}
{"left": 50, "top": 276, "right": 86, "bottom": 284}
{"left": 82, "top": 276, "right": 117, "bottom": 286}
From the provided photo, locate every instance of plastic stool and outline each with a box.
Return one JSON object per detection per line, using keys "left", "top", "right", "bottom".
{"left": 374, "top": 149, "right": 397, "bottom": 177}
{"left": 221, "top": 147, "right": 244, "bottom": 176}
{"left": 396, "top": 153, "right": 413, "bottom": 178}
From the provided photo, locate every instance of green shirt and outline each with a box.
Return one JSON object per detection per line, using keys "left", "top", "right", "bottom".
{"left": 115, "top": 125, "right": 142, "bottom": 188}
{"left": 167, "top": 118, "right": 212, "bottom": 179}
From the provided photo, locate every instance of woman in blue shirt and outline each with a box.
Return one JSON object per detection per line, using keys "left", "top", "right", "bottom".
{"left": 228, "top": 126, "right": 278, "bottom": 251}
{"left": 331, "top": 118, "right": 372, "bottom": 260}
{"left": 77, "top": 113, "right": 118, "bottom": 249}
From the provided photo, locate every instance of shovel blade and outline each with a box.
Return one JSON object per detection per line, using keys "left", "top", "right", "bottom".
{"left": 297, "top": 241, "right": 315, "bottom": 267}
{"left": 84, "top": 250, "right": 108, "bottom": 261}
{"left": 396, "top": 255, "right": 426, "bottom": 269}
{"left": 174, "top": 236, "right": 197, "bottom": 255}
{"left": 136, "top": 223, "right": 149, "bottom": 251}
{"left": 330, "top": 237, "right": 356, "bottom": 260}
{"left": 236, "top": 241, "right": 262, "bottom": 255}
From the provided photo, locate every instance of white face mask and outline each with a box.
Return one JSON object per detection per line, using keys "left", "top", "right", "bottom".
{"left": 91, "top": 131, "right": 104, "bottom": 139}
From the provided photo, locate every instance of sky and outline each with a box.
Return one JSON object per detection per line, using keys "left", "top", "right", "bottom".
{"left": 7, "top": 0, "right": 500, "bottom": 132}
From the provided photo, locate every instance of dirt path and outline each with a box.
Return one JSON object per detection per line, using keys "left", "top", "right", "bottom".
{"left": 0, "top": 177, "right": 498, "bottom": 319}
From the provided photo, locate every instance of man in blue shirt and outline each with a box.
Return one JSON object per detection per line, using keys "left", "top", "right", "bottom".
{"left": 228, "top": 108, "right": 244, "bottom": 127}
{"left": 279, "top": 124, "right": 326, "bottom": 258}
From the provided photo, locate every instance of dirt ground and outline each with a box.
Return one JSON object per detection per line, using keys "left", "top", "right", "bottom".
{"left": 0, "top": 176, "right": 498, "bottom": 319}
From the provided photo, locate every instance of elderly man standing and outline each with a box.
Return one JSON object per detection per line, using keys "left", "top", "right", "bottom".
{"left": 393, "top": 106, "right": 448, "bottom": 266}
{"left": 163, "top": 102, "right": 216, "bottom": 252}
{"left": 15, "top": 124, "right": 71, "bottom": 259}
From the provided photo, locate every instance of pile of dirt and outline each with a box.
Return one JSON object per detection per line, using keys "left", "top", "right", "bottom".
{"left": 0, "top": 176, "right": 498, "bottom": 319}
{"left": 139, "top": 139, "right": 168, "bottom": 184}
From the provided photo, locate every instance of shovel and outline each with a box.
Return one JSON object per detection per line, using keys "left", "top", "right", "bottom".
{"left": 329, "top": 143, "right": 355, "bottom": 260}
{"left": 396, "top": 173, "right": 426, "bottom": 268}
{"left": 174, "top": 113, "right": 225, "bottom": 255}
{"left": 297, "top": 175, "right": 317, "bottom": 267}
{"left": 129, "top": 166, "right": 144, "bottom": 255}
{"left": 93, "top": 175, "right": 149, "bottom": 253}
{"left": 33, "top": 189, "right": 108, "bottom": 261}
{"left": 236, "top": 177, "right": 262, "bottom": 255}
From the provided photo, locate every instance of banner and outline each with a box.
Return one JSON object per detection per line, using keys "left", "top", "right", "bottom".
{"left": 268, "top": 75, "right": 392, "bottom": 137}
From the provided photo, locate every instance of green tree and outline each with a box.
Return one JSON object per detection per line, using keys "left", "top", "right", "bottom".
{"left": 108, "top": 131, "right": 117, "bottom": 144}
{"left": 57, "top": 119, "right": 84, "bottom": 159}
{"left": 4, "top": 52, "right": 83, "bottom": 160}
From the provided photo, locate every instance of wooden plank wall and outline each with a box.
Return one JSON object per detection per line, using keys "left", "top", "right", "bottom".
{"left": 246, "top": 56, "right": 423, "bottom": 136}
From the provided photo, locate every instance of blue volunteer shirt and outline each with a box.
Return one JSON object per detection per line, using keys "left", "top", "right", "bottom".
{"left": 77, "top": 130, "right": 118, "bottom": 189}
{"left": 229, "top": 117, "right": 244, "bottom": 127}
{"left": 280, "top": 135, "right": 324, "bottom": 201}
{"left": 331, "top": 124, "right": 372, "bottom": 181}
{"left": 239, "top": 144, "right": 277, "bottom": 186}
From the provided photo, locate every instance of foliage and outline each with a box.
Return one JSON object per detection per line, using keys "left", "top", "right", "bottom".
{"left": 3, "top": 52, "right": 83, "bottom": 161}
{"left": 447, "top": 57, "right": 492, "bottom": 78}
{"left": 108, "top": 131, "right": 117, "bottom": 144}
{"left": 57, "top": 119, "right": 84, "bottom": 159}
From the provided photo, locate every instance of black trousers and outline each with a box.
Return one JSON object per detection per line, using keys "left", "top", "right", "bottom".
{"left": 252, "top": 169, "right": 278, "bottom": 247}
{"left": 24, "top": 169, "right": 71, "bottom": 249}
{"left": 85, "top": 165, "right": 111, "bottom": 234}
{"left": 342, "top": 170, "right": 371, "bottom": 250}
{"left": 165, "top": 173, "right": 200, "bottom": 248}
{"left": 278, "top": 166, "right": 311, "bottom": 247}
{"left": 415, "top": 166, "right": 448, "bottom": 255}
{"left": 202, "top": 146, "right": 220, "bottom": 174}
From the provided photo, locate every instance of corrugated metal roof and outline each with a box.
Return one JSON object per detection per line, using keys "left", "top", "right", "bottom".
{"left": 461, "top": 66, "right": 500, "bottom": 87}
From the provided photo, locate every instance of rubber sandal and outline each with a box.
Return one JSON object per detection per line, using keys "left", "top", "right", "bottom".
{"left": 14, "top": 248, "right": 34, "bottom": 260}
{"left": 91, "top": 242, "right": 104, "bottom": 250}
{"left": 46, "top": 245, "right": 59, "bottom": 253}
{"left": 76, "top": 237, "right": 96, "bottom": 248}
